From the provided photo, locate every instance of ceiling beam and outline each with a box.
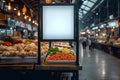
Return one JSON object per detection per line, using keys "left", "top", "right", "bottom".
{"left": 81, "top": 8, "right": 88, "bottom": 12}
{"left": 82, "top": 4, "right": 91, "bottom": 8}
{"left": 88, "top": 0, "right": 96, "bottom": 3}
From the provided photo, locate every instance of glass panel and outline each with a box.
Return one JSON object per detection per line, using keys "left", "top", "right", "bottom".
{"left": 43, "top": 6, "right": 74, "bottom": 40}
{"left": 83, "top": 10, "right": 87, "bottom": 14}
{"left": 79, "top": 13, "right": 82, "bottom": 16}
{"left": 83, "top": 0, "right": 88, "bottom": 5}
{"left": 83, "top": 0, "right": 95, "bottom": 7}
{"left": 90, "top": 0, "right": 97, "bottom": 3}
{"left": 81, "top": 5, "right": 86, "bottom": 9}
{"left": 79, "top": 9, "right": 82, "bottom": 13}
{"left": 87, "top": 1, "right": 94, "bottom": 7}
{"left": 41, "top": 41, "right": 77, "bottom": 65}
{"left": 84, "top": 7, "right": 90, "bottom": 11}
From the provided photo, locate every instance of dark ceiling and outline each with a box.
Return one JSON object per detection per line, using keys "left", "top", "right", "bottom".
{"left": 0, "top": 0, "right": 39, "bottom": 19}
{"left": 21, "top": 0, "right": 39, "bottom": 19}
{"left": 22, "top": 0, "right": 38, "bottom": 13}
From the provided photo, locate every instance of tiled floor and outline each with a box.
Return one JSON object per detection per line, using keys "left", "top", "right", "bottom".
{"left": 79, "top": 43, "right": 120, "bottom": 80}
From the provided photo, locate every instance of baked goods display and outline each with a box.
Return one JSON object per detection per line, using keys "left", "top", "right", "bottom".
{"left": 0, "top": 40, "right": 50, "bottom": 57}
{"left": 0, "top": 39, "right": 38, "bottom": 57}
{"left": 0, "top": 43, "right": 37, "bottom": 57}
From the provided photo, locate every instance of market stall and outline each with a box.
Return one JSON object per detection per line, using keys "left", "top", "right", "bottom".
{"left": 93, "top": 20, "right": 120, "bottom": 58}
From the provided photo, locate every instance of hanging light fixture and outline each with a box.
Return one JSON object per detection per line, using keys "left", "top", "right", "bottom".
{"left": 33, "top": 20, "right": 35, "bottom": 24}
{"left": 24, "top": 15, "right": 27, "bottom": 19}
{"left": 17, "top": 10, "right": 21, "bottom": 16}
{"left": 26, "top": 16, "right": 29, "bottom": 18}
{"left": 36, "top": 23, "right": 38, "bottom": 26}
{"left": 10, "top": 0, "right": 14, "bottom": 2}
{"left": 22, "top": 5, "right": 27, "bottom": 15}
{"left": 29, "top": 17, "right": 31, "bottom": 21}
{"left": 35, "top": 21, "right": 37, "bottom": 25}
{"left": 8, "top": 2, "right": 11, "bottom": 10}
{"left": 2, "top": 0, "right": 6, "bottom": 2}
{"left": 34, "top": 21, "right": 38, "bottom": 26}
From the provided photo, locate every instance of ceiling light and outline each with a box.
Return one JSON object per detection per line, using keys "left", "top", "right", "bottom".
{"left": 29, "top": 17, "right": 31, "bottom": 21}
{"left": 33, "top": 20, "right": 35, "bottom": 24}
{"left": 14, "top": 8, "right": 17, "bottom": 10}
{"left": 23, "top": 13, "right": 25, "bottom": 15}
{"left": 24, "top": 15, "right": 27, "bottom": 19}
{"left": 2, "top": 0, "right": 6, "bottom": 2}
{"left": 22, "top": 5, "right": 27, "bottom": 15}
{"left": 8, "top": 2, "right": 11, "bottom": 10}
{"left": 17, "top": 10, "right": 20, "bottom": 16}
{"left": 11, "top": 0, "right": 14, "bottom": 2}
{"left": 96, "top": 13, "right": 98, "bottom": 15}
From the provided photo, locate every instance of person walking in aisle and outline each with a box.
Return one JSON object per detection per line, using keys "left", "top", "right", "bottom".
{"left": 86, "top": 37, "right": 91, "bottom": 52}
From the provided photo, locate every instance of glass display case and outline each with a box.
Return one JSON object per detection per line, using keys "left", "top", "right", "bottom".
{"left": 0, "top": 23, "right": 38, "bottom": 64}
{"left": 38, "top": 3, "right": 79, "bottom": 66}
{"left": 40, "top": 41, "right": 76, "bottom": 65}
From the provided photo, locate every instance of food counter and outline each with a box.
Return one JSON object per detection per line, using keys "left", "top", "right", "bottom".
{"left": 94, "top": 42, "right": 120, "bottom": 58}
{"left": 0, "top": 36, "right": 38, "bottom": 63}
{"left": 0, "top": 1, "right": 81, "bottom": 80}
{"left": 0, "top": 40, "right": 80, "bottom": 68}
{"left": 0, "top": 41, "right": 81, "bottom": 80}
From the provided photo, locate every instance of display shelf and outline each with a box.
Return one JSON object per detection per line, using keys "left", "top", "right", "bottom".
{"left": 0, "top": 64, "right": 82, "bottom": 70}
{"left": 35, "top": 65, "right": 82, "bottom": 70}
{"left": 0, "top": 64, "right": 34, "bottom": 70}
{"left": 94, "top": 42, "right": 120, "bottom": 58}
{"left": 0, "top": 58, "right": 37, "bottom": 63}
{"left": 0, "top": 38, "right": 38, "bottom": 64}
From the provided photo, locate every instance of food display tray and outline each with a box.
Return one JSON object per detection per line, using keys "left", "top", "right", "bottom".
{"left": 46, "top": 55, "right": 76, "bottom": 64}
{"left": 0, "top": 57, "right": 37, "bottom": 63}
{"left": 46, "top": 60, "right": 76, "bottom": 63}
{"left": 46, "top": 60, "right": 76, "bottom": 65}
{"left": 0, "top": 57, "right": 37, "bottom": 59}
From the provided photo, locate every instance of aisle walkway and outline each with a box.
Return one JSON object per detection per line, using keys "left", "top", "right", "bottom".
{"left": 79, "top": 43, "right": 120, "bottom": 80}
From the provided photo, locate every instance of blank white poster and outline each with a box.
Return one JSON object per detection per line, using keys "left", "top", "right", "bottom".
{"left": 43, "top": 5, "right": 74, "bottom": 39}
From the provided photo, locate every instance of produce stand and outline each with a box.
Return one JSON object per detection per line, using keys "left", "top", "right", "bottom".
{"left": 36, "top": 0, "right": 81, "bottom": 79}
{"left": 94, "top": 42, "right": 120, "bottom": 58}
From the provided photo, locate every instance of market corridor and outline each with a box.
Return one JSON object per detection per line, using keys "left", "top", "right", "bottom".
{"left": 79, "top": 43, "right": 120, "bottom": 80}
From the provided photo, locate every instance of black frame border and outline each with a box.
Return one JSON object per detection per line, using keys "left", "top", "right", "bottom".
{"left": 41, "top": 4, "right": 75, "bottom": 41}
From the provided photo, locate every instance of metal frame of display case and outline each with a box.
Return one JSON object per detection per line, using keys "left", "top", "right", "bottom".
{"left": 40, "top": 4, "right": 75, "bottom": 41}
{"left": 38, "top": 0, "right": 81, "bottom": 65}
{"left": 36, "top": 0, "right": 82, "bottom": 80}
{"left": 38, "top": 4, "right": 78, "bottom": 65}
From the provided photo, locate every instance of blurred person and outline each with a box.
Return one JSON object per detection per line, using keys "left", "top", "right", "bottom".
{"left": 86, "top": 37, "right": 91, "bottom": 51}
